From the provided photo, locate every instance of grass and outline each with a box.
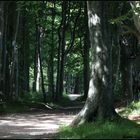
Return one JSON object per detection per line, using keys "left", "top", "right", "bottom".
{"left": 0, "top": 92, "right": 81, "bottom": 113}
{"left": 0, "top": 102, "right": 29, "bottom": 113}
{"left": 58, "top": 119, "right": 140, "bottom": 139}
{"left": 1, "top": 93, "right": 140, "bottom": 139}
{"left": 57, "top": 101, "right": 140, "bottom": 139}
{"left": 118, "top": 101, "right": 140, "bottom": 117}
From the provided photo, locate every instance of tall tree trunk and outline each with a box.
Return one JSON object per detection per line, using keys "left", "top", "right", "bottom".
{"left": 8, "top": 2, "right": 20, "bottom": 101}
{"left": 130, "top": 1, "right": 140, "bottom": 42}
{"left": 36, "top": 56, "right": 40, "bottom": 92}
{"left": 120, "top": 34, "right": 135, "bottom": 102}
{"left": 48, "top": 2, "right": 55, "bottom": 101}
{"left": 58, "top": 1, "right": 67, "bottom": 100}
{"left": 2, "top": 2, "right": 9, "bottom": 100}
{"left": 56, "top": 1, "right": 68, "bottom": 101}
{"left": 0, "top": 2, "right": 4, "bottom": 96}
{"left": 37, "top": 26, "right": 46, "bottom": 103}
{"left": 71, "top": 1, "right": 118, "bottom": 126}
{"left": 33, "top": 20, "right": 41, "bottom": 93}
{"left": 32, "top": 42, "right": 38, "bottom": 92}
{"left": 14, "top": 7, "right": 20, "bottom": 100}
{"left": 55, "top": 25, "right": 61, "bottom": 101}
{"left": 73, "top": 74, "right": 80, "bottom": 95}
{"left": 19, "top": 8, "right": 30, "bottom": 95}
{"left": 83, "top": 2, "right": 90, "bottom": 100}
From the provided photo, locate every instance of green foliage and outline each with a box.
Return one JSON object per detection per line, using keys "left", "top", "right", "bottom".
{"left": 0, "top": 102, "right": 28, "bottom": 113}
{"left": 58, "top": 101, "right": 140, "bottom": 139}
{"left": 58, "top": 120, "right": 140, "bottom": 139}
{"left": 110, "top": 9, "right": 133, "bottom": 25}
{"left": 21, "top": 92, "right": 43, "bottom": 103}
{"left": 118, "top": 101, "right": 140, "bottom": 117}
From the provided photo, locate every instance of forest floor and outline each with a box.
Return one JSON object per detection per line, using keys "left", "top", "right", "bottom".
{"left": 0, "top": 95, "right": 140, "bottom": 139}
{"left": 0, "top": 94, "right": 84, "bottom": 139}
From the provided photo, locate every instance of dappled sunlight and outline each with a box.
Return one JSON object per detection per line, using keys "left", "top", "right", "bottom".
{"left": 67, "top": 94, "right": 82, "bottom": 101}
{"left": 115, "top": 101, "right": 140, "bottom": 124}
{"left": 0, "top": 111, "right": 76, "bottom": 138}
{"left": 88, "top": 10, "right": 100, "bottom": 26}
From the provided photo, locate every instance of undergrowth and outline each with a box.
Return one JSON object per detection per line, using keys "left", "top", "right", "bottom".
{"left": 118, "top": 101, "right": 140, "bottom": 117}
{"left": 58, "top": 119, "right": 140, "bottom": 139}
{"left": 57, "top": 101, "right": 140, "bottom": 139}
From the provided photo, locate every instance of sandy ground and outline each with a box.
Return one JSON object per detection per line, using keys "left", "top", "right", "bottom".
{"left": 0, "top": 109, "right": 80, "bottom": 139}
{"left": 1, "top": 94, "right": 139, "bottom": 139}
{"left": 0, "top": 94, "right": 83, "bottom": 139}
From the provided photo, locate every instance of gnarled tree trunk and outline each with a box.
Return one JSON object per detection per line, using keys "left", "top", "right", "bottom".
{"left": 71, "top": 1, "right": 118, "bottom": 126}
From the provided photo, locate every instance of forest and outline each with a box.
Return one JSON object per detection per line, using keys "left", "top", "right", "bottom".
{"left": 0, "top": 1, "right": 140, "bottom": 139}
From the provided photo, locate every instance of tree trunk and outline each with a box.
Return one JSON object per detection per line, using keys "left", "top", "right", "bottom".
{"left": 48, "top": 2, "right": 55, "bottom": 101}
{"left": 19, "top": 8, "right": 30, "bottom": 95}
{"left": 33, "top": 20, "right": 41, "bottom": 93}
{"left": 14, "top": 6, "right": 20, "bottom": 100}
{"left": 55, "top": 25, "right": 61, "bottom": 100}
{"left": 83, "top": 2, "right": 90, "bottom": 100}
{"left": 130, "top": 2, "right": 140, "bottom": 42}
{"left": 8, "top": 2, "right": 20, "bottom": 101}
{"left": 37, "top": 26, "right": 46, "bottom": 103}
{"left": 71, "top": 1, "right": 118, "bottom": 126}
{"left": 32, "top": 41, "right": 38, "bottom": 92}
{"left": 36, "top": 56, "right": 40, "bottom": 92}
{"left": 55, "top": 1, "right": 68, "bottom": 101}
{"left": 2, "top": 2, "right": 9, "bottom": 100}
{"left": 73, "top": 74, "right": 80, "bottom": 95}
{"left": 0, "top": 2, "right": 4, "bottom": 95}
{"left": 120, "top": 33, "right": 136, "bottom": 102}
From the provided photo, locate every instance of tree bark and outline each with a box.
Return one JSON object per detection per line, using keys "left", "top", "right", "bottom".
{"left": 48, "top": 2, "right": 55, "bottom": 101}
{"left": 73, "top": 74, "right": 80, "bottom": 95}
{"left": 8, "top": 2, "right": 20, "bottom": 101}
{"left": 55, "top": 1, "right": 68, "bottom": 101}
{"left": 83, "top": 2, "right": 90, "bottom": 100}
{"left": 130, "top": 1, "right": 140, "bottom": 42}
{"left": 19, "top": 7, "right": 30, "bottom": 95}
{"left": 0, "top": 2, "right": 4, "bottom": 95}
{"left": 33, "top": 19, "right": 41, "bottom": 93}
{"left": 71, "top": 1, "right": 118, "bottom": 126}
{"left": 37, "top": 26, "right": 46, "bottom": 103}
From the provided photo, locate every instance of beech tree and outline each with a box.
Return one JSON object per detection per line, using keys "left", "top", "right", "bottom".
{"left": 71, "top": 1, "right": 119, "bottom": 126}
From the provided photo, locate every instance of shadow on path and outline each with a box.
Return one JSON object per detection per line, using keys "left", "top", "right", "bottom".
{"left": 0, "top": 102, "right": 84, "bottom": 139}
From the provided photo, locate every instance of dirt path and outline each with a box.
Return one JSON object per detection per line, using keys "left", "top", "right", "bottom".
{"left": 0, "top": 104, "right": 140, "bottom": 139}
{"left": 0, "top": 94, "right": 84, "bottom": 139}
{"left": 0, "top": 108, "right": 81, "bottom": 139}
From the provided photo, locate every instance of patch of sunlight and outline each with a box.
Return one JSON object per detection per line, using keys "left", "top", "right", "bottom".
{"left": 103, "top": 66, "right": 108, "bottom": 73}
{"left": 29, "top": 132, "right": 47, "bottom": 136}
{"left": 80, "top": 105, "right": 88, "bottom": 116}
{"left": 25, "top": 123, "right": 59, "bottom": 130}
{"left": 95, "top": 62, "right": 100, "bottom": 69}
{"left": 89, "top": 12, "right": 100, "bottom": 26}
{"left": 1, "top": 135, "right": 11, "bottom": 138}
{"left": 96, "top": 46, "right": 101, "bottom": 53}
{"left": 102, "top": 76, "right": 106, "bottom": 85}
{"left": 130, "top": 110, "right": 140, "bottom": 116}
{"left": 88, "top": 79, "right": 95, "bottom": 99}
{"left": 68, "top": 94, "right": 82, "bottom": 101}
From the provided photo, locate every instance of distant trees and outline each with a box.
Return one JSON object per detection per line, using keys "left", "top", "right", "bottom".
{"left": 0, "top": 1, "right": 139, "bottom": 109}
{"left": 0, "top": 1, "right": 86, "bottom": 103}
{"left": 0, "top": 1, "right": 21, "bottom": 101}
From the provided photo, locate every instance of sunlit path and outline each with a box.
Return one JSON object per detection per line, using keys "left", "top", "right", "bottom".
{"left": 67, "top": 94, "right": 82, "bottom": 101}
{"left": 0, "top": 110, "right": 78, "bottom": 139}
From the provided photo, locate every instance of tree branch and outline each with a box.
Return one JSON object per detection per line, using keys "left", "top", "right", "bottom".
{"left": 121, "top": 25, "right": 140, "bottom": 40}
